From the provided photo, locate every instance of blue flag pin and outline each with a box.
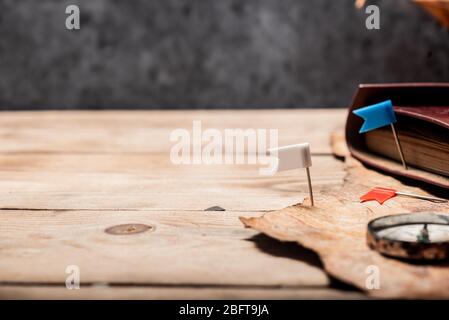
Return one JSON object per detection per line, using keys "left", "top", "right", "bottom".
{"left": 353, "top": 100, "right": 407, "bottom": 170}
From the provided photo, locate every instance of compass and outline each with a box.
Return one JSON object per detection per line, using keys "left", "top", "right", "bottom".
{"left": 367, "top": 213, "right": 449, "bottom": 260}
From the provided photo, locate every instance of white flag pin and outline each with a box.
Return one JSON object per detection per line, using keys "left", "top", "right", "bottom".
{"left": 268, "top": 143, "right": 314, "bottom": 206}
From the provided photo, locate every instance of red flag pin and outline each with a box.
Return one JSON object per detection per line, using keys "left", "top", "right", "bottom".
{"left": 360, "top": 187, "right": 447, "bottom": 205}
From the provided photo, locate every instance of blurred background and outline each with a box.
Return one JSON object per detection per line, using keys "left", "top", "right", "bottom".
{"left": 0, "top": 0, "right": 448, "bottom": 110}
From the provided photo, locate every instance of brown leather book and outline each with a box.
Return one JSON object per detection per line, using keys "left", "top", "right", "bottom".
{"left": 365, "top": 108, "right": 449, "bottom": 177}
{"left": 346, "top": 83, "right": 449, "bottom": 189}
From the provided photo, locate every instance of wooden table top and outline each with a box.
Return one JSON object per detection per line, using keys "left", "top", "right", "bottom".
{"left": 0, "top": 109, "right": 365, "bottom": 299}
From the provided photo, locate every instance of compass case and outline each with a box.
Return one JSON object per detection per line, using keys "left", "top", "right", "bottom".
{"left": 346, "top": 83, "right": 449, "bottom": 189}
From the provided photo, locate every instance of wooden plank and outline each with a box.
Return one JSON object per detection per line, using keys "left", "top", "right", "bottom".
{"left": 0, "top": 110, "right": 346, "bottom": 154}
{"left": 0, "top": 154, "right": 344, "bottom": 211}
{"left": 0, "top": 109, "right": 352, "bottom": 299}
{"left": 0, "top": 285, "right": 365, "bottom": 300}
{"left": 0, "top": 210, "right": 329, "bottom": 287}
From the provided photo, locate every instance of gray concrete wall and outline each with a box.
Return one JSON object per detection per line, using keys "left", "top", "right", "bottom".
{"left": 0, "top": 0, "right": 448, "bottom": 109}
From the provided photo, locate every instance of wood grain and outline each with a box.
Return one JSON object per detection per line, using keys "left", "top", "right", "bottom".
{"left": 0, "top": 154, "right": 344, "bottom": 211}
{"left": 0, "top": 209, "right": 330, "bottom": 287}
{"left": 0, "top": 286, "right": 365, "bottom": 300}
{"left": 0, "top": 109, "right": 356, "bottom": 299}
{"left": 0, "top": 110, "right": 346, "bottom": 154}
